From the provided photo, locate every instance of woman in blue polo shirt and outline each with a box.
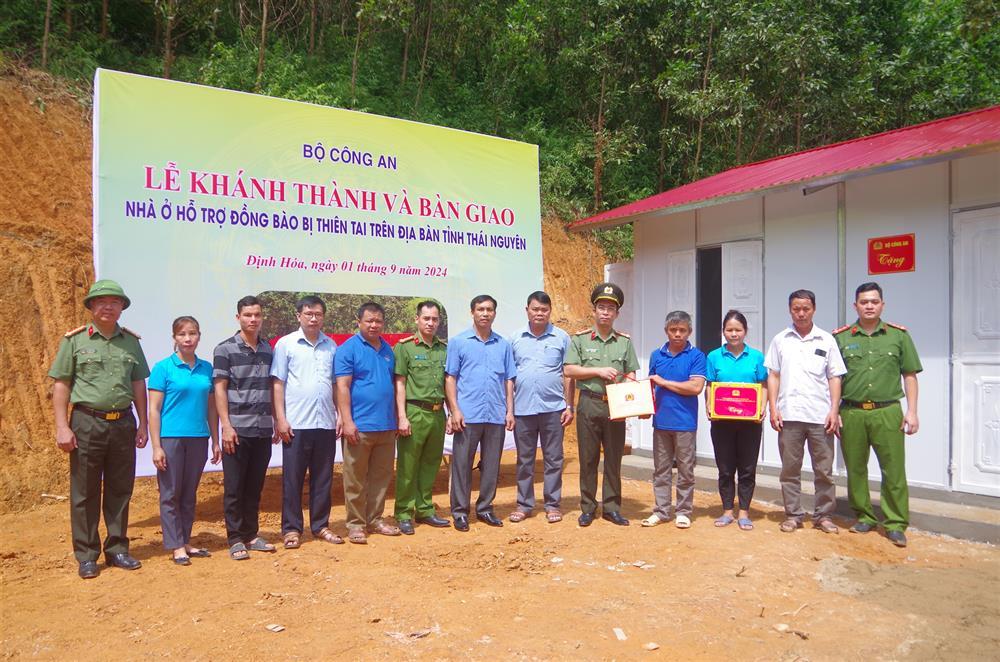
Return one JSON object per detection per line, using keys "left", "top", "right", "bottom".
{"left": 148, "top": 316, "right": 221, "bottom": 565}
{"left": 705, "top": 310, "right": 767, "bottom": 531}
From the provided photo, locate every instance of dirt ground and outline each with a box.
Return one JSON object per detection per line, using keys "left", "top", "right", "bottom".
{"left": 2, "top": 452, "right": 998, "bottom": 660}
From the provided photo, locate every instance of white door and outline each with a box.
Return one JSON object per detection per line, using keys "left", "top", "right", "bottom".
{"left": 666, "top": 249, "right": 696, "bottom": 322}
{"left": 722, "top": 240, "right": 764, "bottom": 352}
{"left": 953, "top": 206, "right": 1000, "bottom": 496}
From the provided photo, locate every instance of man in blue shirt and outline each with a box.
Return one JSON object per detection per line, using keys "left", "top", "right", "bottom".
{"left": 508, "top": 291, "right": 573, "bottom": 524}
{"left": 445, "top": 294, "right": 516, "bottom": 531}
{"left": 644, "top": 311, "right": 706, "bottom": 529}
{"left": 271, "top": 295, "right": 342, "bottom": 549}
{"left": 335, "top": 302, "right": 399, "bottom": 544}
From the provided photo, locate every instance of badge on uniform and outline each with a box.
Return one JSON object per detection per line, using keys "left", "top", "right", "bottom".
{"left": 814, "top": 349, "right": 827, "bottom": 357}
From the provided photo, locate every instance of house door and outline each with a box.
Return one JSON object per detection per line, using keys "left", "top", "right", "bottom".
{"left": 721, "top": 240, "right": 764, "bottom": 352}
{"left": 953, "top": 206, "right": 1000, "bottom": 496}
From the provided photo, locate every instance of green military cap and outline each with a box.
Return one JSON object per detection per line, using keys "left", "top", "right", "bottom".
{"left": 591, "top": 282, "right": 624, "bottom": 307}
{"left": 83, "top": 279, "right": 131, "bottom": 310}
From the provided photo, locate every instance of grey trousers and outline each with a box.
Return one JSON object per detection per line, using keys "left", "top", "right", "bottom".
{"left": 652, "top": 430, "right": 697, "bottom": 519}
{"left": 450, "top": 423, "right": 505, "bottom": 518}
{"left": 778, "top": 421, "right": 836, "bottom": 523}
{"left": 156, "top": 437, "right": 208, "bottom": 550}
{"left": 342, "top": 431, "right": 396, "bottom": 529}
{"left": 514, "top": 411, "right": 565, "bottom": 512}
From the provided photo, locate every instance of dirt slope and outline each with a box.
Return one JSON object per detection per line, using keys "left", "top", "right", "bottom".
{"left": 0, "top": 67, "right": 605, "bottom": 513}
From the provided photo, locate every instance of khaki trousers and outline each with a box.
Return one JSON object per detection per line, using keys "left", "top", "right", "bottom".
{"left": 778, "top": 421, "right": 836, "bottom": 523}
{"left": 342, "top": 431, "right": 396, "bottom": 529}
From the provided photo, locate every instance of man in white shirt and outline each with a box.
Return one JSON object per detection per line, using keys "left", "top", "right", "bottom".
{"left": 764, "top": 289, "right": 846, "bottom": 534}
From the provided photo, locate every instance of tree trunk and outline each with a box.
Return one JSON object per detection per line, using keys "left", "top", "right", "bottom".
{"left": 163, "top": 0, "right": 174, "bottom": 79}
{"left": 41, "top": 0, "right": 53, "bottom": 69}
{"left": 63, "top": 1, "right": 73, "bottom": 39}
{"left": 400, "top": 3, "right": 413, "bottom": 84}
{"left": 691, "top": 21, "right": 713, "bottom": 180}
{"left": 256, "top": 0, "right": 269, "bottom": 91}
{"left": 308, "top": 0, "right": 316, "bottom": 55}
{"left": 592, "top": 72, "right": 607, "bottom": 212}
{"left": 100, "top": 0, "right": 109, "bottom": 38}
{"left": 414, "top": 0, "right": 433, "bottom": 111}
{"left": 350, "top": 14, "right": 363, "bottom": 103}
{"left": 657, "top": 100, "right": 669, "bottom": 192}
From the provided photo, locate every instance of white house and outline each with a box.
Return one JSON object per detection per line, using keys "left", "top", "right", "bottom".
{"left": 571, "top": 105, "right": 1000, "bottom": 498}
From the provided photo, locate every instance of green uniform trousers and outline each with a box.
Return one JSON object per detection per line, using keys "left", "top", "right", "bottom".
{"left": 394, "top": 404, "right": 446, "bottom": 521}
{"left": 576, "top": 394, "right": 626, "bottom": 515}
{"left": 840, "top": 403, "right": 908, "bottom": 531}
{"left": 69, "top": 409, "right": 137, "bottom": 562}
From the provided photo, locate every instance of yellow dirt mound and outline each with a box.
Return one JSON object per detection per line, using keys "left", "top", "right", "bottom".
{"left": 0, "top": 68, "right": 606, "bottom": 512}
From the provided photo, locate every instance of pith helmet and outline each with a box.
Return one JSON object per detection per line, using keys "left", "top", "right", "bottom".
{"left": 591, "top": 282, "right": 624, "bottom": 307}
{"left": 83, "top": 279, "right": 131, "bottom": 310}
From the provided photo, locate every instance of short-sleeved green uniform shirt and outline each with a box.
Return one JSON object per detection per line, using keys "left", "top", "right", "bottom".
{"left": 565, "top": 328, "right": 640, "bottom": 394}
{"left": 835, "top": 320, "right": 922, "bottom": 402}
{"left": 48, "top": 324, "right": 150, "bottom": 410}
{"left": 393, "top": 334, "right": 447, "bottom": 403}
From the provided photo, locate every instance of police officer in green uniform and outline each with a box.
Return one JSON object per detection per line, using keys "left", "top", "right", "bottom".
{"left": 393, "top": 300, "right": 451, "bottom": 534}
{"left": 834, "top": 282, "right": 921, "bottom": 548}
{"left": 564, "top": 283, "right": 639, "bottom": 527}
{"left": 49, "top": 280, "right": 150, "bottom": 578}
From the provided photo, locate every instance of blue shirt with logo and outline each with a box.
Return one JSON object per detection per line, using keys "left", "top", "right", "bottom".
{"left": 509, "top": 324, "right": 569, "bottom": 416}
{"left": 148, "top": 353, "right": 214, "bottom": 438}
{"left": 705, "top": 344, "right": 767, "bottom": 384}
{"left": 334, "top": 334, "right": 396, "bottom": 432}
{"left": 649, "top": 342, "right": 707, "bottom": 431}
{"left": 446, "top": 327, "right": 517, "bottom": 425}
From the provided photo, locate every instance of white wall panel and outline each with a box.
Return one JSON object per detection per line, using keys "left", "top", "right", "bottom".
{"left": 952, "top": 152, "right": 1000, "bottom": 210}
{"left": 697, "top": 197, "right": 763, "bottom": 246}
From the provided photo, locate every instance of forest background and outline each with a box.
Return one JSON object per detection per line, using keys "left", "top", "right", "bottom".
{"left": 1, "top": 0, "right": 998, "bottom": 258}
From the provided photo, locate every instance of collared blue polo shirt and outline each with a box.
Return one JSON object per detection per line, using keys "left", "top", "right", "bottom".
{"left": 446, "top": 327, "right": 516, "bottom": 425}
{"left": 509, "top": 324, "right": 569, "bottom": 416}
{"left": 148, "top": 353, "right": 213, "bottom": 437}
{"left": 270, "top": 328, "right": 337, "bottom": 430}
{"left": 334, "top": 333, "right": 396, "bottom": 432}
{"left": 649, "top": 341, "right": 707, "bottom": 431}
{"left": 705, "top": 344, "right": 767, "bottom": 384}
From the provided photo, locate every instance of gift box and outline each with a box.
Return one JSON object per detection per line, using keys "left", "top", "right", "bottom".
{"left": 707, "top": 382, "right": 764, "bottom": 421}
{"left": 606, "top": 378, "right": 655, "bottom": 420}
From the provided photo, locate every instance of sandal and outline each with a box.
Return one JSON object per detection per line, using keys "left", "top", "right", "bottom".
{"left": 229, "top": 542, "right": 250, "bottom": 561}
{"left": 368, "top": 521, "right": 401, "bottom": 537}
{"left": 509, "top": 510, "right": 529, "bottom": 523}
{"left": 316, "top": 527, "right": 344, "bottom": 545}
{"left": 283, "top": 532, "right": 301, "bottom": 549}
{"left": 546, "top": 510, "right": 563, "bottom": 524}
{"left": 641, "top": 514, "right": 665, "bottom": 527}
{"left": 187, "top": 548, "right": 211, "bottom": 558}
{"left": 347, "top": 528, "right": 368, "bottom": 545}
{"left": 714, "top": 514, "right": 736, "bottom": 527}
{"left": 780, "top": 519, "right": 801, "bottom": 533}
{"left": 815, "top": 518, "right": 839, "bottom": 534}
{"left": 247, "top": 537, "right": 277, "bottom": 552}
{"left": 737, "top": 517, "right": 754, "bottom": 531}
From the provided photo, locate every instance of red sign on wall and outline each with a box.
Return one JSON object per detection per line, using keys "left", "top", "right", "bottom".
{"left": 867, "top": 233, "right": 915, "bottom": 274}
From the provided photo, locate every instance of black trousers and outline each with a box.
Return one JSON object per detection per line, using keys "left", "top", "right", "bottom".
{"left": 281, "top": 428, "right": 335, "bottom": 536}
{"left": 710, "top": 420, "right": 762, "bottom": 511}
{"left": 222, "top": 435, "right": 272, "bottom": 546}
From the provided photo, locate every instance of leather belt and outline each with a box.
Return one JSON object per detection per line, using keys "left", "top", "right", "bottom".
{"left": 74, "top": 404, "right": 131, "bottom": 421}
{"left": 841, "top": 399, "right": 898, "bottom": 411}
{"left": 407, "top": 399, "right": 444, "bottom": 412}
{"left": 579, "top": 390, "right": 608, "bottom": 402}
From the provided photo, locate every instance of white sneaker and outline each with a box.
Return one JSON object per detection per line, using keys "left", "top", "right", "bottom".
{"left": 641, "top": 514, "right": 666, "bottom": 527}
{"left": 675, "top": 514, "right": 691, "bottom": 529}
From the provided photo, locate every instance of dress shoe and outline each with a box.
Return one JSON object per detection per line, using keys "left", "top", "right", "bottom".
{"left": 416, "top": 515, "right": 450, "bottom": 528}
{"left": 399, "top": 520, "right": 415, "bottom": 535}
{"left": 850, "top": 521, "right": 877, "bottom": 534}
{"left": 105, "top": 552, "right": 142, "bottom": 570}
{"left": 886, "top": 530, "right": 907, "bottom": 547}
{"left": 453, "top": 516, "right": 470, "bottom": 532}
{"left": 477, "top": 512, "right": 504, "bottom": 527}
{"left": 578, "top": 512, "right": 595, "bottom": 527}
{"left": 602, "top": 511, "right": 630, "bottom": 526}
{"left": 78, "top": 560, "right": 100, "bottom": 579}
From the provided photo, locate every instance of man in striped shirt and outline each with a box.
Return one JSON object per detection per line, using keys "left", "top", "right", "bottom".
{"left": 213, "top": 295, "right": 277, "bottom": 560}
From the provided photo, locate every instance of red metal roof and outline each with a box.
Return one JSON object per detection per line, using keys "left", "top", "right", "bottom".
{"left": 570, "top": 104, "right": 1000, "bottom": 231}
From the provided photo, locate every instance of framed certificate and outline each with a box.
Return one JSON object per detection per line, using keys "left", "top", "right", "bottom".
{"left": 708, "top": 383, "right": 764, "bottom": 421}
{"left": 606, "top": 379, "right": 655, "bottom": 420}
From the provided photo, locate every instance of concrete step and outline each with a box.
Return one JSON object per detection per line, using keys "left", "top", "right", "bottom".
{"left": 621, "top": 455, "right": 1000, "bottom": 544}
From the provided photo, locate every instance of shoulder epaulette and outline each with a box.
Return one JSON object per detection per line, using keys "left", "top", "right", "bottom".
{"left": 438, "top": 336, "right": 448, "bottom": 345}
{"left": 615, "top": 330, "right": 631, "bottom": 339}
{"left": 574, "top": 328, "right": 592, "bottom": 336}
{"left": 832, "top": 324, "right": 851, "bottom": 334}
{"left": 398, "top": 334, "right": 415, "bottom": 344}
{"left": 64, "top": 325, "right": 86, "bottom": 338}
{"left": 885, "top": 322, "right": 908, "bottom": 332}
{"left": 122, "top": 326, "right": 142, "bottom": 339}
